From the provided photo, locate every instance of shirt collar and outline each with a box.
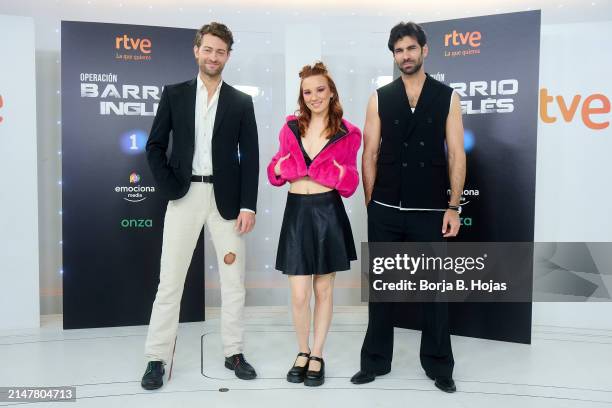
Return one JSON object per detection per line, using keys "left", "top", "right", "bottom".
{"left": 197, "top": 74, "right": 223, "bottom": 94}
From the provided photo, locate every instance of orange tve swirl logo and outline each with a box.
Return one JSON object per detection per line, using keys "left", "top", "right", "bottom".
{"left": 0, "top": 94, "right": 4, "bottom": 124}
{"left": 540, "top": 88, "right": 610, "bottom": 130}
{"left": 114, "top": 34, "right": 152, "bottom": 61}
{"left": 115, "top": 35, "right": 151, "bottom": 53}
{"left": 443, "top": 30, "right": 482, "bottom": 58}
{"left": 444, "top": 30, "right": 482, "bottom": 48}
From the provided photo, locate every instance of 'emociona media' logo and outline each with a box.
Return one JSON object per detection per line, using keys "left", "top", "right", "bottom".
{"left": 115, "top": 172, "right": 155, "bottom": 203}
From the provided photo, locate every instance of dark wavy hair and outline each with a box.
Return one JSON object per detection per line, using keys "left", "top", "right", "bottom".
{"left": 388, "top": 21, "right": 427, "bottom": 51}
{"left": 296, "top": 62, "right": 344, "bottom": 139}
{"left": 194, "top": 22, "right": 234, "bottom": 51}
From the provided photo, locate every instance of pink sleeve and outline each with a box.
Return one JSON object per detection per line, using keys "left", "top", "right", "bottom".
{"left": 266, "top": 126, "right": 302, "bottom": 186}
{"left": 267, "top": 150, "right": 287, "bottom": 186}
{"left": 334, "top": 132, "right": 361, "bottom": 198}
{"left": 267, "top": 131, "right": 287, "bottom": 186}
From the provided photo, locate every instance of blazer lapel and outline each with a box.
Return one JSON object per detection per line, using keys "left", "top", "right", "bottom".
{"left": 212, "top": 81, "right": 230, "bottom": 139}
{"left": 185, "top": 78, "right": 197, "bottom": 145}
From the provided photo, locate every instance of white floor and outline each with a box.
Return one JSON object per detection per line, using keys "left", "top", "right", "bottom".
{"left": 1, "top": 306, "right": 611, "bottom": 408}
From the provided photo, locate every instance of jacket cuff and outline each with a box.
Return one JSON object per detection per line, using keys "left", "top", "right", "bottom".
{"left": 335, "top": 167, "right": 359, "bottom": 198}
{"left": 267, "top": 161, "right": 286, "bottom": 186}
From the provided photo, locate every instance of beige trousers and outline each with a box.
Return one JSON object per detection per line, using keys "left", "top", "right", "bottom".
{"left": 144, "top": 182, "right": 246, "bottom": 363}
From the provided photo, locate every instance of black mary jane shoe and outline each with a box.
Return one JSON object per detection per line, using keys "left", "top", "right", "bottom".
{"left": 286, "top": 351, "right": 311, "bottom": 383}
{"left": 304, "top": 356, "right": 325, "bottom": 387}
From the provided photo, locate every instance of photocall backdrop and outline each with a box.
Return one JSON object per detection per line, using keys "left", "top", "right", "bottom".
{"left": 61, "top": 13, "right": 540, "bottom": 345}
{"left": 391, "top": 11, "right": 540, "bottom": 343}
{"left": 61, "top": 21, "right": 204, "bottom": 329}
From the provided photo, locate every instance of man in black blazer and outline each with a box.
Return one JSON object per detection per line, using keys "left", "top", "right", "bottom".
{"left": 141, "top": 22, "right": 259, "bottom": 390}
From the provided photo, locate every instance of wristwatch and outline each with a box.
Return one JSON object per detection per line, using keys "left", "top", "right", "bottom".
{"left": 448, "top": 205, "right": 462, "bottom": 214}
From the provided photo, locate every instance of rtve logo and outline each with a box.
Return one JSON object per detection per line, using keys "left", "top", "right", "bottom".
{"left": 0, "top": 94, "right": 4, "bottom": 124}
{"left": 540, "top": 89, "right": 610, "bottom": 130}
{"left": 444, "top": 30, "right": 482, "bottom": 48}
{"left": 115, "top": 34, "right": 151, "bottom": 54}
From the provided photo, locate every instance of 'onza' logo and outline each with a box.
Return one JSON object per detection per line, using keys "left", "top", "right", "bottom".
{"left": 120, "top": 219, "right": 153, "bottom": 228}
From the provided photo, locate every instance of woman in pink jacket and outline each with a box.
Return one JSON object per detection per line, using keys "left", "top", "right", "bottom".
{"left": 267, "top": 62, "right": 361, "bottom": 387}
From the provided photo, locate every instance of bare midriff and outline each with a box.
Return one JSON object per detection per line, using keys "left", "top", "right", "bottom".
{"left": 289, "top": 176, "right": 332, "bottom": 194}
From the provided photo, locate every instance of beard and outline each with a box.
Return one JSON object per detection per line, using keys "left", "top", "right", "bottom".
{"left": 397, "top": 57, "right": 423, "bottom": 75}
{"left": 201, "top": 60, "right": 224, "bottom": 77}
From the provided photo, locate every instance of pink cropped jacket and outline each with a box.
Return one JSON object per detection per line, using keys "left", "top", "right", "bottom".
{"left": 267, "top": 115, "right": 362, "bottom": 198}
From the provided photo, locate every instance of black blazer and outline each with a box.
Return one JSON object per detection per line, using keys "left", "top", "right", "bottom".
{"left": 146, "top": 79, "right": 259, "bottom": 220}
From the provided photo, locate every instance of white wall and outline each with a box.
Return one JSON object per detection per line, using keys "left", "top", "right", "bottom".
{"left": 0, "top": 15, "right": 40, "bottom": 329}
{"left": 533, "top": 21, "right": 612, "bottom": 329}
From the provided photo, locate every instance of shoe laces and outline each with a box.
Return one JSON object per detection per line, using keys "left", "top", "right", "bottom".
{"left": 233, "top": 353, "right": 246, "bottom": 365}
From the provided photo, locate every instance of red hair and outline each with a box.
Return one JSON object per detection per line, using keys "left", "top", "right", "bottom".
{"left": 296, "top": 62, "right": 344, "bottom": 139}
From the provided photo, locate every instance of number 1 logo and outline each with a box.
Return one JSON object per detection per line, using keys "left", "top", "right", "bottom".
{"left": 129, "top": 133, "right": 138, "bottom": 150}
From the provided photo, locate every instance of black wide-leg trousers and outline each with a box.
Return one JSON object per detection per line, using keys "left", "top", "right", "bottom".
{"left": 359, "top": 202, "right": 454, "bottom": 379}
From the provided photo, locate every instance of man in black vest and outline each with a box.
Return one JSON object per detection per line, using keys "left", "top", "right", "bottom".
{"left": 141, "top": 22, "right": 259, "bottom": 390}
{"left": 351, "top": 22, "right": 466, "bottom": 393}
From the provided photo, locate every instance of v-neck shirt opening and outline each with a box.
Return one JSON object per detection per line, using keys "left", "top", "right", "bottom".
{"left": 287, "top": 120, "right": 348, "bottom": 167}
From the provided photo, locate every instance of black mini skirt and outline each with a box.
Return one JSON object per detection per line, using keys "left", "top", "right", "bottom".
{"left": 276, "top": 190, "right": 357, "bottom": 275}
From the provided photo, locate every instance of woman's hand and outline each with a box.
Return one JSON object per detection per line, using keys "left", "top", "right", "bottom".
{"left": 274, "top": 153, "right": 291, "bottom": 176}
{"left": 333, "top": 159, "right": 345, "bottom": 180}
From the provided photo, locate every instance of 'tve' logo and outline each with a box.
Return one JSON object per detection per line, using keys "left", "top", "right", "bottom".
{"left": 540, "top": 88, "right": 610, "bottom": 130}
{"left": 0, "top": 94, "right": 4, "bottom": 124}
{"left": 444, "top": 30, "right": 482, "bottom": 48}
{"left": 115, "top": 35, "right": 151, "bottom": 54}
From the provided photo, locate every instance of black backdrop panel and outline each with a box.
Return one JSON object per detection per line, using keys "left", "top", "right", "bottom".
{"left": 392, "top": 11, "right": 541, "bottom": 344}
{"left": 61, "top": 21, "right": 204, "bottom": 329}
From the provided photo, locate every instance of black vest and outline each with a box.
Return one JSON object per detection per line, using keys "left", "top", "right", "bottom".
{"left": 372, "top": 74, "right": 453, "bottom": 209}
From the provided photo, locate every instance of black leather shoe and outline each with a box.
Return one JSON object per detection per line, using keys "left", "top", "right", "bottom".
{"left": 224, "top": 353, "right": 257, "bottom": 380}
{"left": 350, "top": 370, "right": 376, "bottom": 385}
{"left": 304, "top": 356, "right": 325, "bottom": 387}
{"left": 141, "top": 361, "right": 165, "bottom": 390}
{"left": 426, "top": 372, "right": 456, "bottom": 393}
{"left": 286, "top": 352, "right": 311, "bottom": 383}
{"left": 435, "top": 377, "right": 456, "bottom": 393}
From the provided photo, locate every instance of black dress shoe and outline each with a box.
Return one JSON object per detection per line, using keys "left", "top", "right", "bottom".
{"left": 286, "top": 352, "right": 311, "bottom": 383}
{"left": 141, "top": 361, "right": 165, "bottom": 390}
{"left": 304, "top": 356, "right": 325, "bottom": 387}
{"left": 224, "top": 353, "right": 257, "bottom": 380}
{"left": 434, "top": 377, "right": 456, "bottom": 393}
{"left": 425, "top": 372, "right": 456, "bottom": 393}
{"left": 350, "top": 370, "right": 376, "bottom": 385}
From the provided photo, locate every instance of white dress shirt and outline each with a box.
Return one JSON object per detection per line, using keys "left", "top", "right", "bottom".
{"left": 193, "top": 75, "right": 254, "bottom": 214}
{"left": 192, "top": 74, "right": 222, "bottom": 176}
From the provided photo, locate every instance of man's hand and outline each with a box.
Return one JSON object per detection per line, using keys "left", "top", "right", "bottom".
{"left": 274, "top": 153, "right": 290, "bottom": 176}
{"left": 442, "top": 209, "right": 460, "bottom": 238}
{"left": 235, "top": 211, "right": 256, "bottom": 234}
